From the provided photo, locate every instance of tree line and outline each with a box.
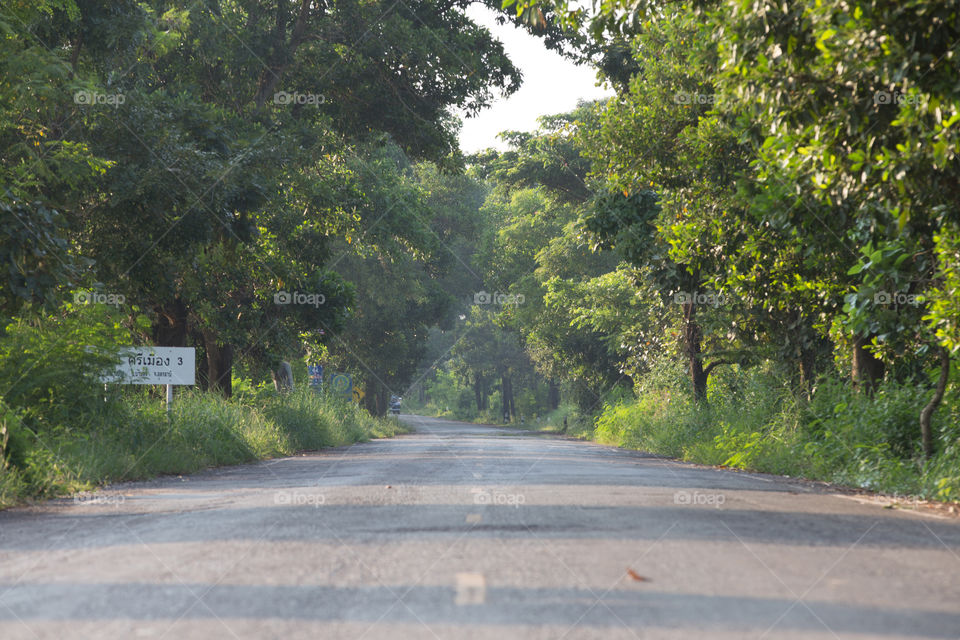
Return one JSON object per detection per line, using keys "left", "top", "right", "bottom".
{"left": 412, "top": 0, "right": 959, "bottom": 497}
{"left": 0, "top": 0, "right": 577, "bottom": 414}
{"left": 2, "top": 1, "right": 959, "bottom": 499}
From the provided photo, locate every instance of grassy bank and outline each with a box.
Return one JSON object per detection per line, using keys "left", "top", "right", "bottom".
{"left": 0, "top": 308, "right": 406, "bottom": 509}
{"left": 586, "top": 361, "right": 960, "bottom": 502}
{"left": 0, "top": 387, "right": 405, "bottom": 509}
{"left": 392, "top": 364, "right": 958, "bottom": 502}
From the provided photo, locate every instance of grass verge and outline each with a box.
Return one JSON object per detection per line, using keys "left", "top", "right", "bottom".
{"left": 588, "top": 362, "right": 960, "bottom": 503}
{"left": 0, "top": 388, "right": 406, "bottom": 509}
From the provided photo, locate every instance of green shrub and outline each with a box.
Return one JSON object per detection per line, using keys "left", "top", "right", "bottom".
{"left": 590, "top": 358, "right": 960, "bottom": 502}
{"left": 0, "top": 315, "right": 407, "bottom": 510}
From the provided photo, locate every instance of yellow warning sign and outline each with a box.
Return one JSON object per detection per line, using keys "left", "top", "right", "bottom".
{"left": 352, "top": 387, "right": 365, "bottom": 403}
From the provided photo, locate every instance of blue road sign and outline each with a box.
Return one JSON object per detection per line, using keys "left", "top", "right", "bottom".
{"left": 308, "top": 364, "right": 323, "bottom": 391}
{"left": 329, "top": 372, "right": 352, "bottom": 398}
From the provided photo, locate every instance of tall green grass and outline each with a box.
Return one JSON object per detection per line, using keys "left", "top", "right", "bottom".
{"left": 0, "top": 309, "right": 405, "bottom": 508}
{"left": 0, "top": 388, "right": 405, "bottom": 508}
{"left": 591, "top": 358, "right": 960, "bottom": 502}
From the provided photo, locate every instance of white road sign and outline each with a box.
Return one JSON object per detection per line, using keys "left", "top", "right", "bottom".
{"left": 102, "top": 347, "right": 196, "bottom": 385}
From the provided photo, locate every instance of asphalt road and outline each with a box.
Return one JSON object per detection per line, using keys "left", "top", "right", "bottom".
{"left": 1, "top": 415, "right": 959, "bottom": 639}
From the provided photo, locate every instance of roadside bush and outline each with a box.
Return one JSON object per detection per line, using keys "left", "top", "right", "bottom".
{"left": 0, "top": 305, "right": 135, "bottom": 435}
{"left": 0, "top": 311, "right": 406, "bottom": 509}
{"left": 265, "top": 388, "right": 402, "bottom": 447}
{"left": 0, "top": 385, "right": 405, "bottom": 509}
{"left": 537, "top": 403, "right": 580, "bottom": 433}
{"left": 591, "top": 358, "right": 960, "bottom": 502}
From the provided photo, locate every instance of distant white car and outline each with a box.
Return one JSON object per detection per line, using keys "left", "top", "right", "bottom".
{"left": 389, "top": 395, "right": 402, "bottom": 414}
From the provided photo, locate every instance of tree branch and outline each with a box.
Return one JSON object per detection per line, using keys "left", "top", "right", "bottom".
{"left": 703, "top": 359, "right": 730, "bottom": 377}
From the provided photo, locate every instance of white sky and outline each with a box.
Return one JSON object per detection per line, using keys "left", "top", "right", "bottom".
{"left": 456, "top": 5, "right": 613, "bottom": 154}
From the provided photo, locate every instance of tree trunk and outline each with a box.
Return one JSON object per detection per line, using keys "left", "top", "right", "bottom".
{"left": 799, "top": 344, "right": 817, "bottom": 400}
{"left": 252, "top": 0, "right": 314, "bottom": 108}
{"left": 376, "top": 384, "right": 388, "bottom": 417}
{"left": 0, "top": 413, "right": 9, "bottom": 470}
{"left": 919, "top": 347, "right": 950, "bottom": 459}
{"left": 364, "top": 382, "right": 388, "bottom": 417}
{"left": 474, "top": 374, "right": 484, "bottom": 412}
{"left": 364, "top": 386, "right": 378, "bottom": 415}
{"left": 691, "top": 359, "right": 707, "bottom": 400}
{"left": 202, "top": 330, "right": 233, "bottom": 398}
{"left": 681, "top": 301, "right": 728, "bottom": 400}
{"left": 153, "top": 299, "right": 189, "bottom": 347}
{"left": 682, "top": 302, "right": 708, "bottom": 401}
{"left": 501, "top": 374, "right": 513, "bottom": 422}
{"left": 271, "top": 361, "right": 294, "bottom": 392}
{"left": 852, "top": 334, "right": 884, "bottom": 394}
{"left": 548, "top": 379, "right": 560, "bottom": 411}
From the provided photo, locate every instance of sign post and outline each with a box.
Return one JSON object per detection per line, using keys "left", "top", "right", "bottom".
{"left": 329, "top": 372, "right": 352, "bottom": 400}
{"left": 308, "top": 364, "right": 323, "bottom": 392}
{"left": 99, "top": 346, "right": 196, "bottom": 413}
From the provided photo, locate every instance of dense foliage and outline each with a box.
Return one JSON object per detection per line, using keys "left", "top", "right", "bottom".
{"left": 410, "top": 0, "right": 959, "bottom": 500}
{"left": 0, "top": 0, "right": 566, "bottom": 504}
{"left": 2, "top": 0, "right": 958, "bottom": 504}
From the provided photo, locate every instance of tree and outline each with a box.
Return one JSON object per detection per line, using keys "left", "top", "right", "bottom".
{"left": 716, "top": 0, "right": 960, "bottom": 448}
{"left": 322, "top": 147, "right": 474, "bottom": 416}
{"left": 0, "top": 1, "right": 108, "bottom": 319}
{"left": 8, "top": 0, "right": 565, "bottom": 399}
{"left": 449, "top": 306, "right": 533, "bottom": 421}
{"left": 575, "top": 7, "right": 745, "bottom": 400}
{"left": 468, "top": 107, "right": 634, "bottom": 409}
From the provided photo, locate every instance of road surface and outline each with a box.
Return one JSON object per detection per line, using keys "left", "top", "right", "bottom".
{"left": 1, "top": 414, "right": 958, "bottom": 639}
